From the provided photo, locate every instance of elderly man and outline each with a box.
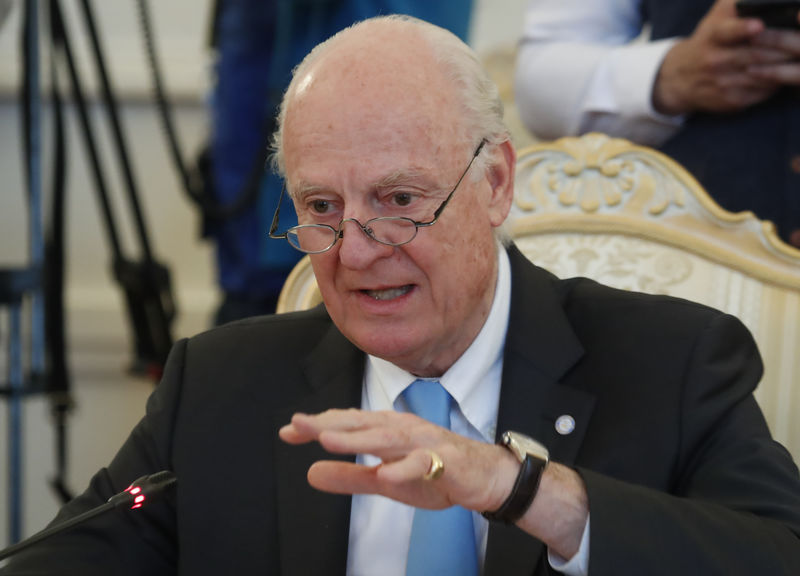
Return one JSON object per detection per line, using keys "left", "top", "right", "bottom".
{"left": 2, "top": 15, "right": 799, "bottom": 576}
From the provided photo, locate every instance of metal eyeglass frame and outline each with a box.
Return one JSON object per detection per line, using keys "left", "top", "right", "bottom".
{"left": 268, "top": 139, "right": 487, "bottom": 254}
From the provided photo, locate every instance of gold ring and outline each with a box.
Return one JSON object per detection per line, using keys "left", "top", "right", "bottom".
{"left": 423, "top": 450, "right": 444, "bottom": 481}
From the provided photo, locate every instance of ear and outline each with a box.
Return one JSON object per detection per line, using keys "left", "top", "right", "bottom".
{"left": 485, "top": 139, "right": 516, "bottom": 227}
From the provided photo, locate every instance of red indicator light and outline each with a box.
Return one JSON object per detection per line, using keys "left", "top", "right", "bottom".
{"left": 130, "top": 487, "right": 142, "bottom": 495}
{"left": 131, "top": 503, "right": 142, "bottom": 510}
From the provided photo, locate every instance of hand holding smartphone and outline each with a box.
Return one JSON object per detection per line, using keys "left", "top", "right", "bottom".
{"left": 736, "top": 1, "right": 800, "bottom": 30}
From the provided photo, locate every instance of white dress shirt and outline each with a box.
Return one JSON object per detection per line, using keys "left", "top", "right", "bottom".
{"left": 345, "top": 245, "right": 590, "bottom": 576}
{"left": 514, "top": 0, "right": 684, "bottom": 147}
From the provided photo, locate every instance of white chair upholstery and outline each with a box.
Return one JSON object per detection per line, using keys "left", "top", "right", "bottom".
{"left": 277, "top": 132, "right": 800, "bottom": 460}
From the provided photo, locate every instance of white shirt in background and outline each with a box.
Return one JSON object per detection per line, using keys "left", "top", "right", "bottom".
{"left": 514, "top": 0, "right": 684, "bottom": 147}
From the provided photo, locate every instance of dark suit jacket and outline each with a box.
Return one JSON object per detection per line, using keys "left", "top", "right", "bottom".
{"left": 4, "top": 246, "right": 800, "bottom": 575}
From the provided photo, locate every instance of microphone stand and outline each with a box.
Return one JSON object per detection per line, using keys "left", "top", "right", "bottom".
{"left": 0, "top": 471, "right": 176, "bottom": 562}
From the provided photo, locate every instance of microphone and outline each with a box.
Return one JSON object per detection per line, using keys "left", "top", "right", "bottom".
{"left": 0, "top": 470, "right": 177, "bottom": 561}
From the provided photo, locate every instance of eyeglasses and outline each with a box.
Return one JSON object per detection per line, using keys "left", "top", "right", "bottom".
{"left": 269, "top": 139, "right": 487, "bottom": 254}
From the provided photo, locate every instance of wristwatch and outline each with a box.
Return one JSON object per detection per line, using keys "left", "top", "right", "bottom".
{"left": 482, "top": 431, "right": 549, "bottom": 523}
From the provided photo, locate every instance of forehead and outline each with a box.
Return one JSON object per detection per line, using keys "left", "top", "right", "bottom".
{"left": 282, "top": 24, "right": 469, "bottom": 184}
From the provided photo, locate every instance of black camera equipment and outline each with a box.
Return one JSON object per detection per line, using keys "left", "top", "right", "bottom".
{"left": 136, "top": 0, "right": 267, "bottom": 232}
{"left": 51, "top": 0, "right": 176, "bottom": 377}
{"left": 1, "top": 0, "right": 177, "bottom": 545}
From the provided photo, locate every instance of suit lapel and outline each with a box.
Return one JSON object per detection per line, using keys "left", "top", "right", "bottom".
{"left": 272, "top": 322, "right": 364, "bottom": 576}
{"left": 484, "top": 247, "right": 596, "bottom": 576}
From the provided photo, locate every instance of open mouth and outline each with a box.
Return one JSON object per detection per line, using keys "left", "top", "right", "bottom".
{"left": 363, "top": 284, "right": 414, "bottom": 301}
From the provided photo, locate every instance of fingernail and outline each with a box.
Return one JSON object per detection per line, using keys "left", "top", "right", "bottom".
{"left": 747, "top": 19, "right": 763, "bottom": 34}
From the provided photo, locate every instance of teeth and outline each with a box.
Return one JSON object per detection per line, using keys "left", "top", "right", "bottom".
{"left": 365, "top": 285, "right": 412, "bottom": 301}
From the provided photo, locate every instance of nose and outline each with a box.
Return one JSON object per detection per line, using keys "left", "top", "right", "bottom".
{"left": 335, "top": 218, "right": 393, "bottom": 269}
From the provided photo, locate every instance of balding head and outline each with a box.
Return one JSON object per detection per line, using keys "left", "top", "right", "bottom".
{"left": 271, "top": 15, "right": 508, "bottom": 179}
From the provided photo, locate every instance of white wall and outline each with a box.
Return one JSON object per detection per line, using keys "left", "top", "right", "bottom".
{"left": 0, "top": 0, "right": 213, "bottom": 98}
{"left": 471, "top": 0, "right": 529, "bottom": 53}
{"left": 0, "top": 0, "right": 531, "bottom": 547}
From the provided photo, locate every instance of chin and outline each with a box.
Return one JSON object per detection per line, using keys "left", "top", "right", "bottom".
{"left": 350, "top": 326, "right": 424, "bottom": 364}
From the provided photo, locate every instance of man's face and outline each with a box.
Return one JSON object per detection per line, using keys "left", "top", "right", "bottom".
{"left": 281, "top": 26, "right": 513, "bottom": 376}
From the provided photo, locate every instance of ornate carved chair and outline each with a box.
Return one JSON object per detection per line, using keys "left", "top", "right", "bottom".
{"left": 276, "top": 254, "right": 322, "bottom": 313}
{"left": 277, "top": 133, "right": 800, "bottom": 460}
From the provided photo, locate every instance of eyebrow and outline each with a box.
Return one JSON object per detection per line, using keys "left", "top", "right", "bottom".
{"left": 291, "top": 168, "right": 440, "bottom": 200}
{"left": 290, "top": 182, "right": 328, "bottom": 201}
{"left": 374, "top": 168, "right": 429, "bottom": 189}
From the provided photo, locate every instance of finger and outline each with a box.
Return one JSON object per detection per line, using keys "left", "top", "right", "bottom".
{"left": 296, "top": 408, "right": 370, "bottom": 429}
{"left": 752, "top": 28, "right": 800, "bottom": 55}
{"left": 308, "top": 458, "right": 451, "bottom": 510}
{"left": 702, "top": 83, "right": 778, "bottom": 111}
{"left": 717, "top": 72, "right": 781, "bottom": 95}
{"left": 317, "top": 413, "right": 442, "bottom": 457}
{"left": 278, "top": 424, "right": 306, "bottom": 444}
{"left": 717, "top": 45, "right": 794, "bottom": 71}
{"left": 279, "top": 409, "right": 373, "bottom": 444}
{"left": 749, "top": 62, "right": 800, "bottom": 84}
{"left": 710, "top": 16, "right": 764, "bottom": 46}
{"left": 307, "top": 460, "right": 386, "bottom": 494}
{"left": 687, "top": 45, "right": 769, "bottom": 78}
{"left": 281, "top": 409, "right": 374, "bottom": 444}
{"left": 318, "top": 426, "right": 414, "bottom": 459}
{"left": 281, "top": 408, "right": 428, "bottom": 450}
{"left": 377, "top": 448, "right": 439, "bottom": 484}
{"left": 279, "top": 413, "right": 319, "bottom": 444}
{"left": 746, "top": 46, "right": 796, "bottom": 65}
{"left": 295, "top": 407, "right": 411, "bottom": 433}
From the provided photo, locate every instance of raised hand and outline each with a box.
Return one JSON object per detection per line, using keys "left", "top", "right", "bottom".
{"left": 280, "top": 407, "right": 590, "bottom": 559}
{"left": 279, "top": 408, "right": 517, "bottom": 513}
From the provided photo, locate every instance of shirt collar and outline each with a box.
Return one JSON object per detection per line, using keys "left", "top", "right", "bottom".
{"left": 366, "top": 243, "right": 511, "bottom": 439}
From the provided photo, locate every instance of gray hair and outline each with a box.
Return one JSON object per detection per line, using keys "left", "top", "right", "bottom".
{"left": 269, "top": 15, "right": 510, "bottom": 179}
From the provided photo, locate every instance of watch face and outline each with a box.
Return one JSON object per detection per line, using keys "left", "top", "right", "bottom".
{"left": 503, "top": 431, "right": 549, "bottom": 462}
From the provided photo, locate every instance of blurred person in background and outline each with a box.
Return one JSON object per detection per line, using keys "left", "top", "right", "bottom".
{"left": 514, "top": 0, "right": 800, "bottom": 248}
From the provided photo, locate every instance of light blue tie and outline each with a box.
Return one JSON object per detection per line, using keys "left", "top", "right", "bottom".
{"left": 403, "top": 379, "right": 479, "bottom": 576}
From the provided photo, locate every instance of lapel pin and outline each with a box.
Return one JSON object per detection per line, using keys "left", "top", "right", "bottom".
{"left": 555, "top": 414, "right": 575, "bottom": 435}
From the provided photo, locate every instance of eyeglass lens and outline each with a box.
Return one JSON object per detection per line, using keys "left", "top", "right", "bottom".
{"left": 287, "top": 218, "right": 419, "bottom": 252}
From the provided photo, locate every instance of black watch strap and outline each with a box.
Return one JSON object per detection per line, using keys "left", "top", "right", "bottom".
{"left": 482, "top": 453, "right": 547, "bottom": 523}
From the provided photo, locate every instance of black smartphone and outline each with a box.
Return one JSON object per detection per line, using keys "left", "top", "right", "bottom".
{"left": 736, "top": 1, "right": 800, "bottom": 29}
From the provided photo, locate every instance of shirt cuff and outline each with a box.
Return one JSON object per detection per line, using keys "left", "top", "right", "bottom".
{"left": 547, "top": 514, "right": 590, "bottom": 576}
{"left": 586, "top": 38, "right": 679, "bottom": 117}
{"left": 579, "top": 38, "right": 684, "bottom": 145}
